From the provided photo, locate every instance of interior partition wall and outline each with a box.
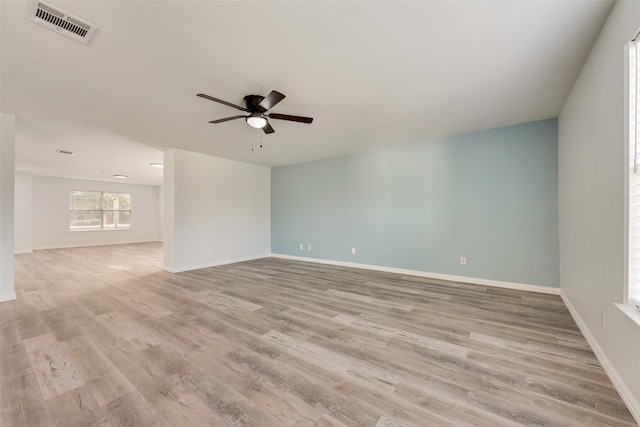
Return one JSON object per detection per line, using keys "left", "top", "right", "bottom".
{"left": 272, "top": 119, "right": 559, "bottom": 289}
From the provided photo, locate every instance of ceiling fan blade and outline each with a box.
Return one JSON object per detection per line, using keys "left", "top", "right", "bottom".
{"left": 197, "top": 93, "right": 247, "bottom": 111}
{"left": 209, "top": 115, "right": 247, "bottom": 124}
{"left": 262, "top": 122, "right": 275, "bottom": 134}
{"left": 268, "top": 113, "right": 313, "bottom": 124}
{"left": 258, "top": 90, "right": 285, "bottom": 111}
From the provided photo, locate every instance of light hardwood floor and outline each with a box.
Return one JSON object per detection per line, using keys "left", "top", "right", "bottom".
{"left": 1, "top": 242, "right": 636, "bottom": 426}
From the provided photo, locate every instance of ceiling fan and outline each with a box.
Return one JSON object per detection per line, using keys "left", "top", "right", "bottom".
{"left": 197, "top": 90, "right": 313, "bottom": 134}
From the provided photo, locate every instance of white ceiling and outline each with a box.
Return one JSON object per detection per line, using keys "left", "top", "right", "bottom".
{"left": 1, "top": 0, "right": 614, "bottom": 186}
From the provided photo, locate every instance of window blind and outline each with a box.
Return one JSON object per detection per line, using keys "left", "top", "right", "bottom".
{"left": 628, "top": 38, "right": 640, "bottom": 308}
{"left": 632, "top": 38, "right": 640, "bottom": 174}
{"left": 628, "top": 174, "right": 640, "bottom": 308}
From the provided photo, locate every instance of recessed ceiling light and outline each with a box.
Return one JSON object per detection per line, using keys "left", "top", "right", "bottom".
{"left": 56, "top": 149, "right": 75, "bottom": 155}
{"left": 150, "top": 163, "right": 164, "bottom": 168}
{"left": 113, "top": 174, "right": 128, "bottom": 179}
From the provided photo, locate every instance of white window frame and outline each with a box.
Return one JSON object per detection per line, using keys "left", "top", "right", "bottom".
{"left": 69, "top": 190, "right": 132, "bottom": 231}
{"left": 623, "top": 34, "right": 640, "bottom": 323}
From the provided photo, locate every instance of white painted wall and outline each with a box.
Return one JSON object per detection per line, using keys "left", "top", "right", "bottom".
{"left": 163, "top": 149, "right": 270, "bottom": 272}
{"left": 31, "top": 175, "right": 161, "bottom": 250}
{"left": 558, "top": 0, "right": 640, "bottom": 421}
{"left": 0, "top": 113, "right": 16, "bottom": 302}
{"left": 14, "top": 172, "right": 32, "bottom": 253}
{"left": 163, "top": 151, "right": 176, "bottom": 270}
{"left": 158, "top": 185, "right": 164, "bottom": 242}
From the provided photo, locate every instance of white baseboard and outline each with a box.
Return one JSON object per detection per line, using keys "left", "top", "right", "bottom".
{"left": 164, "top": 253, "right": 272, "bottom": 274}
{"left": 32, "top": 240, "right": 162, "bottom": 251}
{"left": 0, "top": 292, "right": 16, "bottom": 303}
{"left": 561, "top": 291, "right": 640, "bottom": 425}
{"left": 270, "top": 253, "right": 560, "bottom": 295}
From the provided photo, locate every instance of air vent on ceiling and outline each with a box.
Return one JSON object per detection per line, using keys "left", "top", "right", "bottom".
{"left": 26, "top": 0, "right": 97, "bottom": 45}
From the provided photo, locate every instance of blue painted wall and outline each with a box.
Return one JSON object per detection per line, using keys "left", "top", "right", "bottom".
{"left": 272, "top": 119, "right": 559, "bottom": 287}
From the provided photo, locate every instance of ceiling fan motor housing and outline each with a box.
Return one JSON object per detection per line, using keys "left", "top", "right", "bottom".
{"left": 244, "top": 95, "right": 266, "bottom": 113}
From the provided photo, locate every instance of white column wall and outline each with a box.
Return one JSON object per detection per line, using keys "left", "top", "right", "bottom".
{"left": 163, "top": 149, "right": 270, "bottom": 273}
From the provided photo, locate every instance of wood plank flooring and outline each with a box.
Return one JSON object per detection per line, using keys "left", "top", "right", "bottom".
{"left": 1, "top": 242, "right": 636, "bottom": 426}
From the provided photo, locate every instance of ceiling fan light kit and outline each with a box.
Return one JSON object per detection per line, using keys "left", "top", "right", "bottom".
{"left": 197, "top": 90, "right": 313, "bottom": 134}
{"left": 246, "top": 113, "right": 267, "bottom": 129}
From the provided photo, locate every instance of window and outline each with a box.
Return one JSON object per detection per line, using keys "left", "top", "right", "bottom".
{"left": 626, "top": 35, "right": 640, "bottom": 310}
{"left": 69, "top": 191, "right": 131, "bottom": 230}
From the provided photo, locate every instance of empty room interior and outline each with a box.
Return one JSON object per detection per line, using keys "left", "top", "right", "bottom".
{"left": 1, "top": 1, "right": 640, "bottom": 426}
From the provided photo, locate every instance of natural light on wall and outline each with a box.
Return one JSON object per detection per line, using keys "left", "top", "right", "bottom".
{"left": 627, "top": 33, "right": 640, "bottom": 311}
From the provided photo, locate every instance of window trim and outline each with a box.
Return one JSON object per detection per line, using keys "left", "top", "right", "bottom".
{"left": 69, "top": 190, "right": 132, "bottom": 231}
{"left": 621, "top": 35, "right": 640, "bottom": 325}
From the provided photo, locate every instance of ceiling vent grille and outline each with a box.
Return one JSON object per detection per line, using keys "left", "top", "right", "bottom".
{"left": 26, "top": 1, "right": 97, "bottom": 45}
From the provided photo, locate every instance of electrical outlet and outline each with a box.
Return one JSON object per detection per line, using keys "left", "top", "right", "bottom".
{"left": 601, "top": 308, "right": 606, "bottom": 327}
{"left": 299, "top": 243, "right": 303, "bottom": 250}
{"left": 352, "top": 248, "right": 356, "bottom": 255}
{"left": 460, "top": 257, "right": 467, "bottom": 265}
{"left": 308, "top": 244, "right": 312, "bottom": 251}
